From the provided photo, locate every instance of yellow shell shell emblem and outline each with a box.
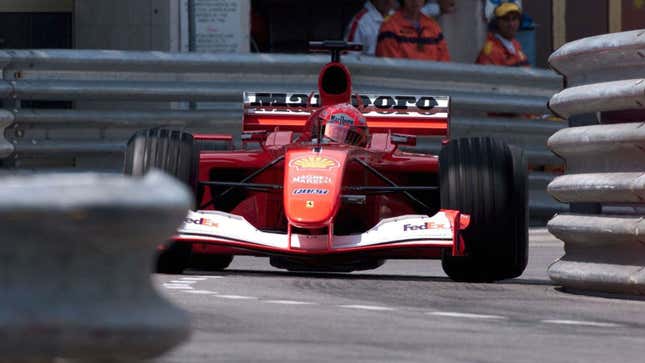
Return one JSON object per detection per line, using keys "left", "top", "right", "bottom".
{"left": 290, "top": 156, "right": 340, "bottom": 170}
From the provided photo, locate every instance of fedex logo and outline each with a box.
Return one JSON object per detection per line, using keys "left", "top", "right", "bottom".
{"left": 403, "top": 222, "right": 447, "bottom": 231}
{"left": 185, "top": 217, "right": 219, "bottom": 228}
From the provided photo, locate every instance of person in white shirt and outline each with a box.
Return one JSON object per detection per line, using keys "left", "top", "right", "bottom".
{"left": 344, "top": 0, "right": 397, "bottom": 56}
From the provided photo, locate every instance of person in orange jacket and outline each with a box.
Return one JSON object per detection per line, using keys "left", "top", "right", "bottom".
{"left": 476, "top": 2, "right": 529, "bottom": 67}
{"left": 375, "top": 0, "right": 450, "bottom": 61}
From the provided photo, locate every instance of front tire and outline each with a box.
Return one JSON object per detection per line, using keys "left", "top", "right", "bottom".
{"left": 439, "top": 137, "right": 528, "bottom": 282}
{"left": 156, "top": 243, "right": 192, "bottom": 274}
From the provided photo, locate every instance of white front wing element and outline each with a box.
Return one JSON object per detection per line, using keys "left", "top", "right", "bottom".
{"left": 178, "top": 210, "right": 454, "bottom": 251}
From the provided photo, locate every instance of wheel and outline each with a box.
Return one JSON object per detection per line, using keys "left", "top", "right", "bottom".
{"left": 155, "top": 242, "right": 192, "bottom": 274}
{"left": 125, "top": 128, "right": 198, "bottom": 274}
{"left": 189, "top": 253, "right": 234, "bottom": 271}
{"left": 124, "top": 128, "right": 198, "bottom": 189}
{"left": 506, "top": 145, "right": 529, "bottom": 277}
{"left": 439, "top": 137, "right": 528, "bottom": 282}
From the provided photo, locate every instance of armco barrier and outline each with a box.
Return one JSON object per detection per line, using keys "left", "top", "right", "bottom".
{"left": 0, "top": 171, "right": 191, "bottom": 361}
{"left": 547, "top": 29, "right": 645, "bottom": 295}
{"left": 0, "top": 49, "right": 566, "bottom": 219}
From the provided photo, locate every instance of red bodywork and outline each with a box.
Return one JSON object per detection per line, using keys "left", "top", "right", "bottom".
{"left": 173, "top": 54, "right": 468, "bottom": 269}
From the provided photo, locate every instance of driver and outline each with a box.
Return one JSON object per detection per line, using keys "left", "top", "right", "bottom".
{"left": 313, "top": 103, "right": 369, "bottom": 146}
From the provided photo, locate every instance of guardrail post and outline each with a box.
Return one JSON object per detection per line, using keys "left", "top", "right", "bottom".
{"left": 0, "top": 109, "right": 14, "bottom": 160}
{"left": 0, "top": 171, "right": 192, "bottom": 361}
{"left": 547, "top": 29, "right": 645, "bottom": 295}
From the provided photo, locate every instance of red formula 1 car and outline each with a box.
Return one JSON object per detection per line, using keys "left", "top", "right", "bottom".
{"left": 126, "top": 41, "right": 528, "bottom": 282}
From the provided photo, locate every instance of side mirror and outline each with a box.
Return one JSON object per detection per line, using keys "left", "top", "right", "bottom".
{"left": 390, "top": 133, "right": 416, "bottom": 147}
{"left": 241, "top": 130, "right": 268, "bottom": 144}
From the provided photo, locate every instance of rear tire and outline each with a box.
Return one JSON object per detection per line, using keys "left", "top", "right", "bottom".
{"left": 125, "top": 128, "right": 198, "bottom": 274}
{"left": 439, "top": 137, "right": 528, "bottom": 282}
{"left": 124, "top": 127, "right": 198, "bottom": 189}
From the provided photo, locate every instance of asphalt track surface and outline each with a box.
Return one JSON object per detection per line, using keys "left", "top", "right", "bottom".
{"left": 154, "top": 228, "right": 645, "bottom": 363}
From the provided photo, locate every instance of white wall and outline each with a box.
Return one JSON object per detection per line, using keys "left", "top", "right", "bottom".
{"left": 75, "top": 0, "right": 174, "bottom": 50}
{"left": 74, "top": 0, "right": 250, "bottom": 52}
{"left": 438, "top": 0, "right": 487, "bottom": 64}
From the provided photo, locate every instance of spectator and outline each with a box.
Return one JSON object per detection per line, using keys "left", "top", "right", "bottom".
{"left": 375, "top": 0, "right": 450, "bottom": 61}
{"left": 475, "top": 2, "right": 529, "bottom": 67}
{"left": 421, "top": 0, "right": 456, "bottom": 17}
{"left": 484, "top": 0, "right": 521, "bottom": 23}
{"left": 344, "top": 0, "right": 397, "bottom": 56}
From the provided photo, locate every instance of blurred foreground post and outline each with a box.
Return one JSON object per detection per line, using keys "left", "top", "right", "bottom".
{"left": 0, "top": 171, "right": 192, "bottom": 361}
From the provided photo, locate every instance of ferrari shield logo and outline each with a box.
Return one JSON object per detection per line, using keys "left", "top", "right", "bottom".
{"left": 290, "top": 156, "right": 340, "bottom": 170}
{"left": 305, "top": 200, "right": 315, "bottom": 208}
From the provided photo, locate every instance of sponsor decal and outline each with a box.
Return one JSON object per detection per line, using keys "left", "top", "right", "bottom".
{"left": 330, "top": 113, "right": 356, "bottom": 125}
{"left": 403, "top": 222, "right": 447, "bottom": 231}
{"left": 292, "top": 175, "right": 332, "bottom": 184}
{"left": 246, "top": 93, "right": 440, "bottom": 113}
{"left": 293, "top": 188, "right": 329, "bottom": 195}
{"left": 185, "top": 217, "right": 219, "bottom": 228}
{"left": 305, "top": 200, "right": 315, "bottom": 208}
{"left": 290, "top": 156, "right": 340, "bottom": 170}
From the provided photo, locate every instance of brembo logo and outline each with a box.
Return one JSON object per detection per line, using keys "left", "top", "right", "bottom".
{"left": 403, "top": 222, "right": 446, "bottom": 231}
{"left": 290, "top": 156, "right": 339, "bottom": 170}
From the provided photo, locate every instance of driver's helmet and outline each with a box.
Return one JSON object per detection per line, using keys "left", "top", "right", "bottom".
{"left": 317, "top": 103, "right": 369, "bottom": 146}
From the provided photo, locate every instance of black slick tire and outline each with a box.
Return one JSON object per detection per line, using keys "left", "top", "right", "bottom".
{"left": 125, "top": 128, "right": 198, "bottom": 274}
{"left": 439, "top": 137, "right": 528, "bottom": 282}
{"left": 155, "top": 243, "right": 192, "bottom": 275}
{"left": 124, "top": 127, "right": 198, "bottom": 189}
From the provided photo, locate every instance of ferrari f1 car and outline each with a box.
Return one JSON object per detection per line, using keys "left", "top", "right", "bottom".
{"left": 126, "top": 41, "right": 528, "bottom": 282}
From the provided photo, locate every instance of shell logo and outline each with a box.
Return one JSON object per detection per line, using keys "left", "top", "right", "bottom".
{"left": 290, "top": 156, "right": 340, "bottom": 170}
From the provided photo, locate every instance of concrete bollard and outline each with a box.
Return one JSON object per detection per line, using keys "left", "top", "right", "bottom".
{"left": 0, "top": 171, "right": 192, "bottom": 361}
{"left": 546, "top": 29, "right": 645, "bottom": 296}
{"left": 548, "top": 214, "right": 645, "bottom": 295}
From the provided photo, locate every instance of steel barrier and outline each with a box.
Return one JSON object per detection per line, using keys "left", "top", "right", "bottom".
{"left": 546, "top": 29, "right": 645, "bottom": 295}
{"left": 0, "top": 49, "right": 566, "bottom": 219}
{"left": 0, "top": 171, "right": 191, "bottom": 361}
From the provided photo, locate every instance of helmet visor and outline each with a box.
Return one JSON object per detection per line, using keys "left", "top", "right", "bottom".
{"left": 324, "top": 123, "right": 368, "bottom": 146}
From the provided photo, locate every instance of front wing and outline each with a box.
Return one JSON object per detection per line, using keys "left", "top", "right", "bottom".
{"left": 174, "top": 210, "right": 468, "bottom": 257}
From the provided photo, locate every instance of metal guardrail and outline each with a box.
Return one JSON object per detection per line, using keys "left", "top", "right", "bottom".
{"left": 546, "top": 30, "right": 645, "bottom": 295}
{"left": 0, "top": 171, "right": 191, "bottom": 361}
{"left": 0, "top": 49, "right": 565, "bottom": 219}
